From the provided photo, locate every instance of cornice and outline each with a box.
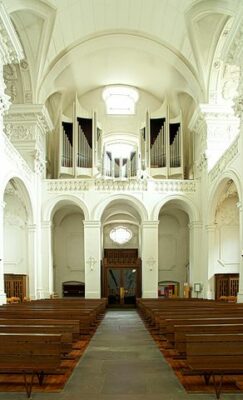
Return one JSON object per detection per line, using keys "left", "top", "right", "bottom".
{"left": 4, "top": 104, "right": 54, "bottom": 135}
{"left": 0, "top": 2, "right": 24, "bottom": 65}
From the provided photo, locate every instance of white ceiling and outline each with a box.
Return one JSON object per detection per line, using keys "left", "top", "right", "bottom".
{"left": 3, "top": 0, "right": 242, "bottom": 112}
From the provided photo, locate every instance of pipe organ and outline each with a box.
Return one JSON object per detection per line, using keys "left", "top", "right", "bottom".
{"left": 148, "top": 113, "right": 183, "bottom": 179}
{"left": 102, "top": 150, "right": 138, "bottom": 179}
{"left": 61, "top": 122, "right": 73, "bottom": 168}
{"left": 58, "top": 96, "right": 184, "bottom": 180}
{"left": 77, "top": 117, "right": 92, "bottom": 169}
{"left": 59, "top": 107, "right": 95, "bottom": 178}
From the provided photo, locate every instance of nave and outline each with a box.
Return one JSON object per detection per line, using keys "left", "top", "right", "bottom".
{"left": 0, "top": 310, "right": 242, "bottom": 400}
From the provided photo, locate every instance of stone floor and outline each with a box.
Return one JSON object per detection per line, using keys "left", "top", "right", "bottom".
{"left": 0, "top": 309, "right": 243, "bottom": 399}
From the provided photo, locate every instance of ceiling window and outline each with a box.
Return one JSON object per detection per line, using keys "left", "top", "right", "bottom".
{"left": 110, "top": 226, "right": 132, "bottom": 245}
{"left": 102, "top": 86, "right": 139, "bottom": 115}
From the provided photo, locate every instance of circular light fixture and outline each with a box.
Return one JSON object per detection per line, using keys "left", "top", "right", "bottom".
{"left": 110, "top": 226, "right": 132, "bottom": 245}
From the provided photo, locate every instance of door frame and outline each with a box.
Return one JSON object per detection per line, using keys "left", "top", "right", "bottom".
{"left": 101, "top": 249, "right": 142, "bottom": 304}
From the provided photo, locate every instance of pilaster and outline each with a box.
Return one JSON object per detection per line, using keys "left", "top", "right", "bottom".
{"left": 83, "top": 221, "right": 101, "bottom": 298}
{"left": 40, "top": 221, "right": 53, "bottom": 299}
{"left": 4, "top": 104, "right": 53, "bottom": 176}
{"left": 237, "top": 202, "right": 243, "bottom": 303}
{"left": 141, "top": 221, "right": 159, "bottom": 298}
{"left": 188, "top": 221, "right": 204, "bottom": 298}
{"left": 206, "top": 224, "right": 217, "bottom": 299}
{"left": 0, "top": 201, "right": 6, "bottom": 304}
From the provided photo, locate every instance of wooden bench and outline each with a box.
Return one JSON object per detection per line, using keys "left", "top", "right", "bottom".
{"left": 184, "top": 333, "right": 243, "bottom": 399}
{"left": 0, "top": 333, "right": 62, "bottom": 398}
{"left": 174, "top": 323, "right": 243, "bottom": 355}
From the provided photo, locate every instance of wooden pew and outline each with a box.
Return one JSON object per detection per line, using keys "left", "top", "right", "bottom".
{"left": 0, "top": 325, "right": 73, "bottom": 355}
{"left": 174, "top": 324, "right": 243, "bottom": 355}
{"left": 0, "top": 333, "right": 62, "bottom": 398}
{"left": 184, "top": 333, "right": 243, "bottom": 399}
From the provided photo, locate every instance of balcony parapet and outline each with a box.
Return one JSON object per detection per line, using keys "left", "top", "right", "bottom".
{"left": 45, "top": 178, "right": 197, "bottom": 193}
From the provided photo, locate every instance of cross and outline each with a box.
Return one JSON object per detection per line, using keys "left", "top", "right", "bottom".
{"left": 87, "top": 256, "right": 97, "bottom": 271}
{"left": 147, "top": 257, "right": 155, "bottom": 271}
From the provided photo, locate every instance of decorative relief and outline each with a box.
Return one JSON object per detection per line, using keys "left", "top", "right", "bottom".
{"left": 3, "top": 64, "right": 17, "bottom": 103}
{"left": 221, "top": 64, "right": 240, "bottom": 101}
{"left": 0, "top": 3, "right": 24, "bottom": 65}
{"left": 195, "top": 152, "right": 207, "bottom": 172}
{"left": 4, "top": 124, "right": 35, "bottom": 141}
{"left": 2, "top": 134, "right": 32, "bottom": 181}
{"left": 47, "top": 180, "right": 89, "bottom": 192}
{"left": 46, "top": 178, "right": 196, "bottom": 193}
{"left": 154, "top": 180, "right": 196, "bottom": 192}
{"left": 226, "top": 25, "right": 243, "bottom": 66}
{"left": 95, "top": 179, "right": 147, "bottom": 191}
{"left": 209, "top": 136, "right": 239, "bottom": 182}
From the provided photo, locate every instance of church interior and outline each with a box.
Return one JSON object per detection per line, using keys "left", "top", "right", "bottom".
{"left": 1, "top": 0, "right": 243, "bottom": 398}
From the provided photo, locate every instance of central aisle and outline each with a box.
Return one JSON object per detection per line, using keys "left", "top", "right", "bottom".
{"left": 60, "top": 309, "right": 215, "bottom": 400}
{"left": 0, "top": 309, "right": 225, "bottom": 399}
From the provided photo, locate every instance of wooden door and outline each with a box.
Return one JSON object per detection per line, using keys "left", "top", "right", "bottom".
{"left": 102, "top": 249, "right": 141, "bottom": 306}
{"left": 215, "top": 273, "right": 239, "bottom": 299}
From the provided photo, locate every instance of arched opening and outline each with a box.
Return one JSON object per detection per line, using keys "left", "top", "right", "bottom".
{"left": 3, "top": 178, "right": 33, "bottom": 301}
{"left": 208, "top": 179, "right": 240, "bottom": 300}
{"left": 52, "top": 201, "right": 85, "bottom": 297}
{"left": 158, "top": 203, "right": 190, "bottom": 298}
{"left": 100, "top": 199, "right": 142, "bottom": 306}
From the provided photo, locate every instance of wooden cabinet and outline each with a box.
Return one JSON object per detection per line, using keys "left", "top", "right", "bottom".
{"left": 215, "top": 273, "right": 239, "bottom": 300}
{"left": 4, "top": 274, "right": 28, "bottom": 301}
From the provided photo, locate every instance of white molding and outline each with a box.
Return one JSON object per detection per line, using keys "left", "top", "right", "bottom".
{"left": 0, "top": 2, "right": 24, "bottom": 64}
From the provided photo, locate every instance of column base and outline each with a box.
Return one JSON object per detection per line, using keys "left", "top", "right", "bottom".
{"left": 0, "top": 292, "right": 7, "bottom": 305}
{"left": 85, "top": 291, "right": 101, "bottom": 299}
{"left": 237, "top": 291, "right": 243, "bottom": 303}
{"left": 142, "top": 291, "right": 158, "bottom": 298}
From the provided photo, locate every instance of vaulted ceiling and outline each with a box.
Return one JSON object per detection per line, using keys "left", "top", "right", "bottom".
{"left": 3, "top": 0, "right": 242, "bottom": 115}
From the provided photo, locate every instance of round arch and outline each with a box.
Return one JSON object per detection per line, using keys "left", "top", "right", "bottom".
{"left": 93, "top": 193, "right": 148, "bottom": 222}
{"left": 152, "top": 194, "right": 200, "bottom": 222}
{"left": 207, "top": 169, "right": 242, "bottom": 224}
{"left": 1, "top": 174, "right": 34, "bottom": 224}
{"left": 42, "top": 194, "right": 90, "bottom": 222}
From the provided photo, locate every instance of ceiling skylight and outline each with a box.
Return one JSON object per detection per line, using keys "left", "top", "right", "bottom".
{"left": 102, "top": 86, "right": 139, "bottom": 115}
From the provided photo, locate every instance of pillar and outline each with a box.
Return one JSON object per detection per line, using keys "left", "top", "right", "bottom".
{"left": 141, "top": 221, "right": 159, "bottom": 298}
{"left": 27, "top": 224, "right": 38, "bottom": 299}
{"left": 237, "top": 203, "right": 243, "bottom": 302}
{"left": 206, "top": 224, "right": 217, "bottom": 299}
{"left": 189, "top": 221, "right": 204, "bottom": 298}
{"left": 83, "top": 221, "right": 101, "bottom": 298}
{"left": 41, "top": 221, "right": 53, "bottom": 298}
{"left": 0, "top": 201, "right": 6, "bottom": 304}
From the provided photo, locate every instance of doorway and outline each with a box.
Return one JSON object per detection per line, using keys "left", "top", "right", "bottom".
{"left": 107, "top": 267, "right": 138, "bottom": 305}
{"left": 102, "top": 249, "right": 141, "bottom": 306}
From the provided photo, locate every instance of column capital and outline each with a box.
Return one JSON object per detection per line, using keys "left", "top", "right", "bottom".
{"left": 28, "top": 223, "right": 37, "bottom": 232}
{"left": 205, "top": 224, "right": 217, "bottom": 232}
{"left": 142, "top": 221, "right": 159, "bottom": 228}
{"left": 42, "top": 221, "right": 52, "bottom": 229}
{"left": 83, "top": 220, "right": 101, "bottom": 229}
{"left": 188, "top": 221, "right": 203, "bottom": 230}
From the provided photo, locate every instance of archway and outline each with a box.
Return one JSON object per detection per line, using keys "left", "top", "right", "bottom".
{"left": 157, "top": 201, "right": 190, "bottom": 298}
{"left": 3, "top": 177, "right": 33, "bottom": 301}
{"left": 100, "top": 198, "right": 143, "bottom": 306}
{"left": 208, "top": 178, "right": 240, "bottom": 299}
{"left": 51, "top": 200, "right": 86, "bottom": 297}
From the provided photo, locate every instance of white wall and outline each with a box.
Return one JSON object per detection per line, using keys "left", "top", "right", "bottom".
{"left": 3, "top": 191, "right": 28, "bottom": 275}
{"left": 158, "top": 209, "right": 189, "bottom": 296}
{"left": 214, "top": 195, "right": 240, "bottom": 274}
{"left": 53, "top": 213, "right": 85, "bottom": 297}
